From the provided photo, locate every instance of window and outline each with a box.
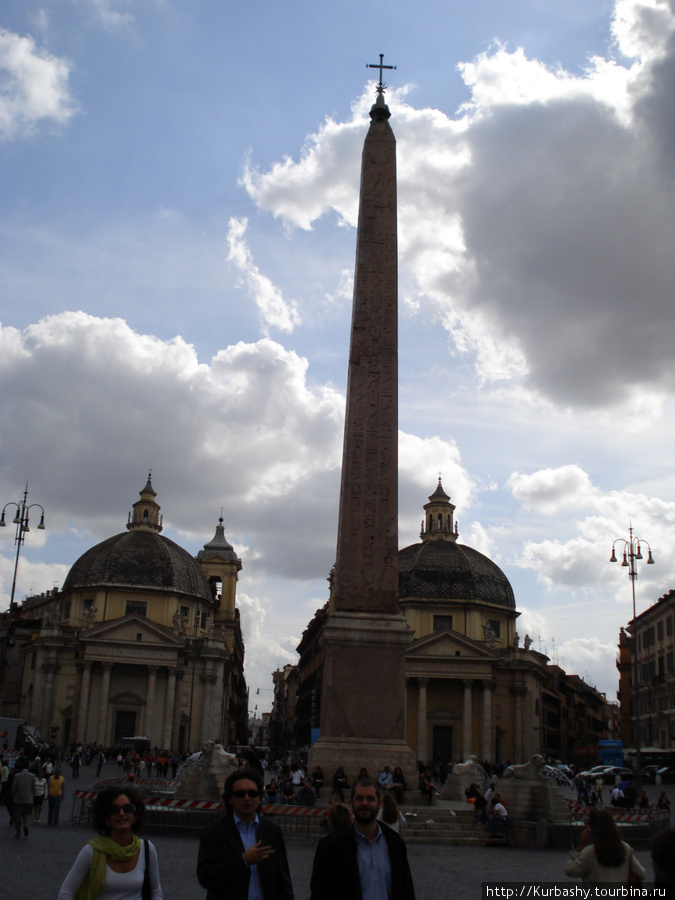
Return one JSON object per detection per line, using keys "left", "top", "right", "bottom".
{"left": 433, "top": 615, "right": 453, "bottom": 631}
{"left": 64, "top": 601, "right": 71, "bottom": 621}
{"left": 125, "top": 600, "right": 147, "bottom": 617}
{"left": 180, "top": 606, "right": 189, "bottom": 620}
{"left": 668, "top": 652, "right": 673, "bottom": 672}
{"left": 658, "top": 621, "right": 664, "bottom": 642}
{"left": 668, "top": 617, "right": 674, "bottom": 637}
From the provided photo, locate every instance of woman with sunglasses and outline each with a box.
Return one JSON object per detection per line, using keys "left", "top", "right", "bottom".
{"left": 57, "top": 786, "right": 163, "bottom": 899}
{"left": 198, "top": 766, "right": 294, "bottom": 900}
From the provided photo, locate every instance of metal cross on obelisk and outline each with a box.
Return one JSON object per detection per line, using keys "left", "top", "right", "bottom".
{"left": 367, "top": 53, "right": 396, "bottom": 94}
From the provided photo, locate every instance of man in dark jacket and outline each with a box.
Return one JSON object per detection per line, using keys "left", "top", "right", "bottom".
{"left": 197, "top": 767, "right": 294, "bottom": 900}
{"left": 310, "top": 776, "right": 415, "bottom": 900}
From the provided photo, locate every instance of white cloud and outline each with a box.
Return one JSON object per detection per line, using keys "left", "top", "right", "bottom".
{"left": 85, "top": 0, "right": 136, "bottom": 31}
{"left": 0, "top": 313, "right": 343, "bottom": 573}
{"left": 0, "top": 555, "right": 70, "bottom": 610}
{"left": 507, "top": 465, "right": 598, "bottom": 514}
{"left": 556, "top": 636, "right": 619, "bottom": 694}
{"left": 241, "top": 0, "right": 675, "bottom": 411}
{"left": 0, "top": 28, "right": 77, "bottom": 140}
{"left": 226, "top": 217, "right": 301, "bottom": 335}
{"left": 507, "top": 463, "right": 675, "bottom": 595}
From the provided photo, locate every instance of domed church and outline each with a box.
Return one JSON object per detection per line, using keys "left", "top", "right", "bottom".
{"left": 19, "top": 476, "right": 247, "bottom": 752}
{"left": 294, "top": 479, "right": 549, "bottom": 763}
{"left": 401, "top": 479, "right": 546, "bottom": 764}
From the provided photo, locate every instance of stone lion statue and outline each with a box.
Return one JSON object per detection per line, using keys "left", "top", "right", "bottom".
{"left": 452, "top": 755, "right": 480, "bottom": 776}
{"left": 503, "top": 754, "right": 545, "bottom": 780}
{"left": 202, "top": 741, "right": 237, "bottom": 770}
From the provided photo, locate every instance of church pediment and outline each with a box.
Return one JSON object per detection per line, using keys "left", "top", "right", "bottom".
{"left": 82, "top": 614, "right": 185, "bottom": 648}
{"left": 407, "top": 628, "right": 496, "bottom": 661}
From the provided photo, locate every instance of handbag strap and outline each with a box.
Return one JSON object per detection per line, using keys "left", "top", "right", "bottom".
{"left": 142, "top": 839, "right": 150, "bottom": 900}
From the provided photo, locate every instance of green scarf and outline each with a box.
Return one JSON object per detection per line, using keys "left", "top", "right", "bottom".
{"left": 75, "top": 834, "right": 142, "bottom": 900}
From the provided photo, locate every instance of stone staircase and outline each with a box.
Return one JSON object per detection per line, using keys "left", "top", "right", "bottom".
{"left": 401, "top": 806, "right": 504, "bottom": 846}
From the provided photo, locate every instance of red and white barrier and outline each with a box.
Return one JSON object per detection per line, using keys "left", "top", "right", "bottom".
{"left": 567, "top": 801, "right": 654, "bottom": 823}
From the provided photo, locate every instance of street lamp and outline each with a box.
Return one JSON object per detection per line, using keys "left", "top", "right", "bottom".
{"left": 610, "top": 525, "right": 654, "bottom": 791}
{"left": 0, "top": 484, "right": 46, "bottom": 715}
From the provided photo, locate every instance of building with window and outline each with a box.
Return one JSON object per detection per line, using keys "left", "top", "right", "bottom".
{"left": 618, "top": 589, "right": 675, "bottom": 750}
{"left": 14, "top": 475, "right": 247, "bottom": 752}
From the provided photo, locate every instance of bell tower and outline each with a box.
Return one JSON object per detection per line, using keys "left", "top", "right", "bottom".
{"left": 126, "top": 473, "right": 163, "bottom": 533}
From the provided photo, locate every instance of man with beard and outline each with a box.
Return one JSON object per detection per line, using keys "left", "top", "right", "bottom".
{"left": 310, "top": 776, "right": 415, "bottom": 900}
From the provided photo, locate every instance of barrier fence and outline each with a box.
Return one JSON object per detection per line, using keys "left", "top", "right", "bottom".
{"left": 69, "top": 790, "right": 329, "bottom": 838}
{"left": 567, "top": 801, "right": 670, "bottom": 841}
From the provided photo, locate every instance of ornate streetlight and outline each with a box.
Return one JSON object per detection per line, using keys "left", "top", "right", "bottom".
{"left": 0, "top": 485, "right": 46, "bottom": 714}
{"left": 610, "top": 525, "right": 654, "bottom": 789}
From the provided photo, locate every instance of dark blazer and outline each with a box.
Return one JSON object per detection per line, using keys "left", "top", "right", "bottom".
{"left": 197, "top": 812, "right": 294, "bottom": 900}
{"left": 310, "top": 823, "right": 415, "bottom": 900}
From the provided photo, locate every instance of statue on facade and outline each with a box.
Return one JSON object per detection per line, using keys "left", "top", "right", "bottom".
{"left": 482, "top": 621, "right": 496, "bottom": 649}
{"left": 523, "top": 634, "right": 533, "bottom": 650}
{"left": 172, "top": 609, "right": 181, "bottom": 632}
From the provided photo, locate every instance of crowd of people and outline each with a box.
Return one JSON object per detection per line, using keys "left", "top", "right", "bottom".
{"left": 6, "top": 741, "right": 675, "bottom": 900}
{"left": 48, "top": 755, "right": 675, "bottom": 900}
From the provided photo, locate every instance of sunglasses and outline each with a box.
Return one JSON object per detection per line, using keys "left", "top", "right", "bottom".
{"left": 109, "top": 803, "right": 135, "bottom": 815}
{"left": 232, "top": 789, "right": 260, "bottom": 799}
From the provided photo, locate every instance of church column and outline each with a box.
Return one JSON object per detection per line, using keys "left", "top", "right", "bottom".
{"left": 200, "top": 670, "right": 218, "bottom": 743}
{"left": 416, "top": 679, "right": 428, "bottom": 761}
{"left": 162, "top": 668, "right": 177, "bottom": 749}
{"left": 97, "top": 663, "right": 113, "bottom": 745}
{"left": 142, "top": 666, "right": 158, "bottom": 742}
{"left": 462, "top": 679, "right": 473, "bottom": 759}
{"left": 481, "top": 681, "right": 494, "bottom": 761}
{"left": 30, "top": 648, "right": 46, "bottom": 734}
{"left": 171, "top": 670, "right": 184, "bottom": 752}
{"left": 512, "top": 684, "right": 524, "bottom": 762}
{"left": 75, "top": 661, "right": 92, "bottom": 742}
{"left": 40, "top": 654, "right": 59, "bottom": 740}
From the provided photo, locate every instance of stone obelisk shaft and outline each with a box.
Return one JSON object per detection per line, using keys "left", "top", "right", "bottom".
{"left": 310, "top": 96, "right": 415, "bottom": 777}
{"left": 334, "top": 99, "right": 399, "bottom": 615}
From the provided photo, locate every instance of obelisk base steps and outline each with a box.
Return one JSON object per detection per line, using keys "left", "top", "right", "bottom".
{"left": 308, "top": 612, "right": 417, "bottom": 789}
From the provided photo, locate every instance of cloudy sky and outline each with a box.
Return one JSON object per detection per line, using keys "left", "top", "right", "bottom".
{"left": 2, "top": 0, "right": 675, "bottom": 717}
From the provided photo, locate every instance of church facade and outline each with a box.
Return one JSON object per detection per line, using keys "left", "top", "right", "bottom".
{"left": 400, "top": 480, "right": 547, "bottom": 764}
{"left": 16, "top": 476, "right": 247, "bottom": 752}
{"left": 292, "top": 481, "right": 556, "bottom": 764}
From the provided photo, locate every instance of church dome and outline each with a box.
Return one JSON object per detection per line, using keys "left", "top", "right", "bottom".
{"left": 398, "top": 478, "right": 516, "bottom": 609}
{"left": 62, "top": 530, "right": 213, "bottom": 601}
{"left": 398, "top": 539, "right": 515, "bottom": 609}
{"left": 62, "top": 475, "right": 213, "bottom": 601}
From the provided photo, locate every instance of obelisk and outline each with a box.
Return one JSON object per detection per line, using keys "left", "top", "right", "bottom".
{"left": 309, "top": 62, "right": 416, "bottom": 780}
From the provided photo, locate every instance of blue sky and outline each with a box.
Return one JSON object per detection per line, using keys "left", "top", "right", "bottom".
{"left": 2, "top": 0, "right": 675, "bottom": 715}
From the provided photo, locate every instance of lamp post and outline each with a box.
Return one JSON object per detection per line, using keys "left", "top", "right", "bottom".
{"left": 0, "top": 484, "right": 46, "bottom": 715}
{"left": 610, "top": 525, "right": 654, "bottom": 791}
